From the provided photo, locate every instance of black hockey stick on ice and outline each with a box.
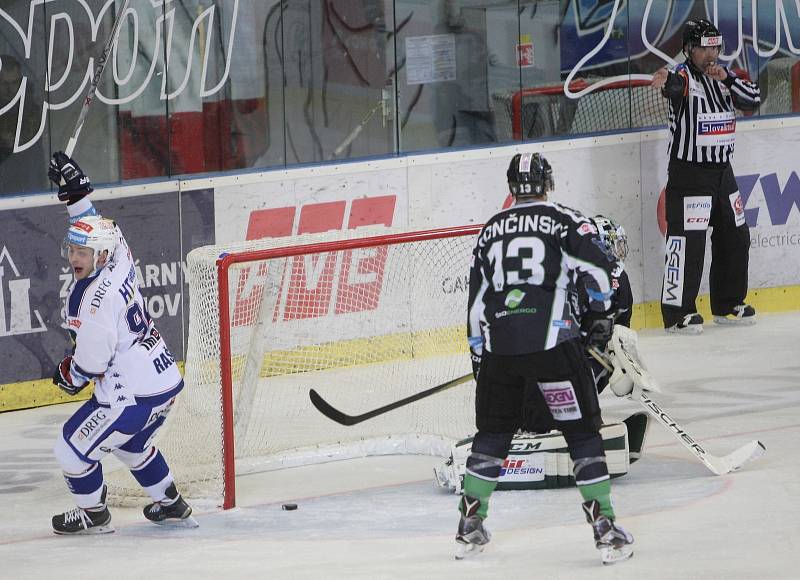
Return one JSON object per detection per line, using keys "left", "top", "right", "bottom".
{"left": 309, "top": 373, "right": 473, "bottom": 426}
{"left": 588, "top": 347, "right": 766, "bottom": 475}
{"left": 64, "top": 0, "right": 132, "bottom": 157}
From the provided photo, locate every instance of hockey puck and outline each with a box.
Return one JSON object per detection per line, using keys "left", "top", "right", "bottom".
{"left": 281, "top": 503, "right": 298, "bottom": 511}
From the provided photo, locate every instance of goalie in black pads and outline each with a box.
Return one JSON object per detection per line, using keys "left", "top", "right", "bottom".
{"left": 458, "top": 153, "right": 633, "bottom": 565}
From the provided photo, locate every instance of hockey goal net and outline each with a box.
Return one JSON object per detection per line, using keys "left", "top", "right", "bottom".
{"left": 109, "top": 225, "right": 480, "bottom": 508}
{"left": 492, "top": 78, "right": 668, "bottom": 141}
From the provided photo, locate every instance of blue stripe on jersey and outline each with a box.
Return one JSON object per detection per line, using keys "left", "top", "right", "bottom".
{"left": 586, "top": 287, "right": 613, "bottom": 302}
{"left": 133, "top": 380, "right": 184, "bottom": 406}
{"left": 73, "top": 360, "right": 104, "bottom": 380}
{"left": 68, "top": 276, "right": 96, "bottom": 317}
{"left": 68, "top": 205, "right": 99, "bottom": 225}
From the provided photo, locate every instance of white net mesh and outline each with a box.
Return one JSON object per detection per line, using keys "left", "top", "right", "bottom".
{"left": 108, "top": 226, "right": 480, "bottom": 507}
{"left": 760, "top": 57, "right": 800, "bottom": 116}
{"left": 492, "top": 79, "right": 668, "bottom": 141}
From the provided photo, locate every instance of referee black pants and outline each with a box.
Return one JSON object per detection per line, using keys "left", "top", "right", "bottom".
{"left": 661, "top": 159, "right": 751, "bottom": 328}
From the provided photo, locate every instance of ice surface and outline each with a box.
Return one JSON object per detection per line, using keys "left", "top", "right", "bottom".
{"left": 2, "top": 312, "right": 798, "bottom": 579}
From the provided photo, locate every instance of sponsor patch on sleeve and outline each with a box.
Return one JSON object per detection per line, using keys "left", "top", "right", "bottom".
{"left": 729, "top": 191, "right": 746, "bottom": 227}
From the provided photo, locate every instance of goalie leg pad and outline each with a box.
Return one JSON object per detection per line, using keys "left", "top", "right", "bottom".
{"left": 435, "top": 424, "right": 630, "bottom": 493}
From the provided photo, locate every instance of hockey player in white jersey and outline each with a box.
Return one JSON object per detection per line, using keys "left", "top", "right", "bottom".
{"left": 48, "top": 152, "right": 196, "bottom": 534}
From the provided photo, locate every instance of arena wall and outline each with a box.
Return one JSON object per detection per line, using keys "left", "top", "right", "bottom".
{"left": 2, "top": 117, "right": 798, "bottom": 410}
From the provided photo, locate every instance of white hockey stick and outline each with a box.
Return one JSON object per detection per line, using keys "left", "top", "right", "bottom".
{"left": 64, "top": 0, "right": 132, "bottom": 157}
{"left": 588, "top": 347, "right": 766, "bottom": 475}
{"left": 635, "top": 390, "right": 765, "bottom": 475}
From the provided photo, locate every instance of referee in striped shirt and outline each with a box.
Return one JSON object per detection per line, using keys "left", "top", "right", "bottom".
{"left": 651, "top": 18, "right": 761, "bottom": 334}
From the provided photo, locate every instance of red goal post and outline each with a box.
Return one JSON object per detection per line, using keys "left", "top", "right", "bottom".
{"left": 214, "top": 225, "right": 480, "bottom": 508}
{"left": 492, "top": 78, "right": 668, "bottom": 141}
{"left": 104, "top": 224, "right": 482, "bottom": 509}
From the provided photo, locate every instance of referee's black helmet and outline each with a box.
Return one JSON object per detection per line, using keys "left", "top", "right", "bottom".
{"left": 682, "top": 19, "right": 723, "bottom": 52}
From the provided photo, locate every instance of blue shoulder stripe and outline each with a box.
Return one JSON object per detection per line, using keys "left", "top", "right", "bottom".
{"left": 68, "top": 277, "right": 94, "bottom": 317}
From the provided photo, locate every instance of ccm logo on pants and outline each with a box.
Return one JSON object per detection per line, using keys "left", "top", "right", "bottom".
{"left": 683, "top": 196, "right": 712, "bottom": 230}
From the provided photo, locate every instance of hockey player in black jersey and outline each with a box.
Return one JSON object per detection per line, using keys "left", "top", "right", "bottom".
{"left": 651, "top": 18, "right": 760, "bottom": 334}
{"left": 457, "top": 153, "right": 633, "bottom": 565}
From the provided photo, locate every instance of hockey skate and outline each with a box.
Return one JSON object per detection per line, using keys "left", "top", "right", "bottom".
{"left": 143, "top": 483, "right": 199, "bottom": 528}
{"left": 455, "top": 495, "right": 491, "bottom": 560}
{"left": 666, "top": 313, "right": 703, "bottom": 335}
{"left": 713, "top": 304, "right": 756, "bottom": 326}
{"left": 53, "top": 485, "right": 114, "bottom": 535}
{"left": 582, "top": 500, "right": 633, "bottom": 565}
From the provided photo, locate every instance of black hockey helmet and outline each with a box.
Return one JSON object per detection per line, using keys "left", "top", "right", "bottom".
{"left": 682, "top": 18, "right": 723, "bottom": 53}
{"left": 507, "top": 153, "right": 554, "bottom": 198}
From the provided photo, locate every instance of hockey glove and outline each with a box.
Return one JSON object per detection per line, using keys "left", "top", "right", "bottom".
{"left": 580, "top": 310, "right": 615, "bottom": 351}
{"left": 52, "top": 356, "right": 88, "bottom": 396}
{"left": 470, "top": 352, "right": 481, "bottom": 382}
{"left": 48, "top": 151, "right": 93, "bottom": 204}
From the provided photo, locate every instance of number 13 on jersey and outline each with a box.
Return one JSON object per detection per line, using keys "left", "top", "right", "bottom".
{"left": 486, "top": 237, "right": 547, "bottom": 290}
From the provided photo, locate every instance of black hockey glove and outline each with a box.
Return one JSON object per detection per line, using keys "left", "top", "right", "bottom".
{"left": 48, "top": 151, "right": 93, "bottom": 204}
{"left": 580, "top": 310, "right": 615, "bottom": 351}
{"left": 471, "top": 352, "right": 481, "bottom": 381}
{"left": 52, "top": 356, "right": 87, "bottom": 396}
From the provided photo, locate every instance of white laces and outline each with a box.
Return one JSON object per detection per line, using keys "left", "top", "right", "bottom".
{"left": 63, "top": 508, "right": 91, "bottom": 528}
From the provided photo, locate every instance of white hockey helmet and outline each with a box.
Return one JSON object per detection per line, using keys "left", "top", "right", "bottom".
{"left": 592, "top": 215, "right": 628, "bottom": 262}
{"left": 63, "top": 216, "right": 118, "bottom": 276}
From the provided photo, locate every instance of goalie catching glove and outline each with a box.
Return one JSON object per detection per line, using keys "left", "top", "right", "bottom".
{"left": 580, "top": 309, "right": 616, "bottom": 351}
{"left": 52, "top": 356, "right": 89, "bottom": 396}
{"left": 48, "top": 151, "right": 93, "bottom": 205}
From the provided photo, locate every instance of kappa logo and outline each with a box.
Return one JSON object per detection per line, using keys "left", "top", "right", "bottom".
{"left": 232, "top": 196, "right": 397, "bottom": 326}
{"left": 0, "top": 246, "right": 47, "bottom": 338}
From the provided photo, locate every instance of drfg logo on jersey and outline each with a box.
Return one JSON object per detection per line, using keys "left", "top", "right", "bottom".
{"left": 71, "top": 409, "right": 114, "bottom": 450}
{"left": 232, "top": 196, "right": 396, "bottom": 326}
{"left": 0, "top": 247, "right": 46, "bottom": 337}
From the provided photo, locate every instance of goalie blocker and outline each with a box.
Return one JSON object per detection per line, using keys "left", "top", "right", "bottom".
{"left": 435, "top": 413, "right": 649, "bottom": 493}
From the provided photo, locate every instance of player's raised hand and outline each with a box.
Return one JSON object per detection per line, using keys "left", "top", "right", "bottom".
{"left": 49, "top": 151, "right": 93, "bottom": 204}
{"left": 651, "top": 67, "right": 669, "bottom": 89}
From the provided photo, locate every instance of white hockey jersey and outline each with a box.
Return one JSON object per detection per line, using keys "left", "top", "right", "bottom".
{"left": 63, "top": 200, "right": 182, "bottom": 407}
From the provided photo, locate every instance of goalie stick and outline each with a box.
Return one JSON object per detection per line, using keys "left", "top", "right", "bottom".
{"left": 64, "top": 0, "right": 132, "bottom": 157}
{"left": 309, "top": 373, "right": 473, "bottom": 426}
{"left": 588, "top": 347, "right": 766, "bottom": 475}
